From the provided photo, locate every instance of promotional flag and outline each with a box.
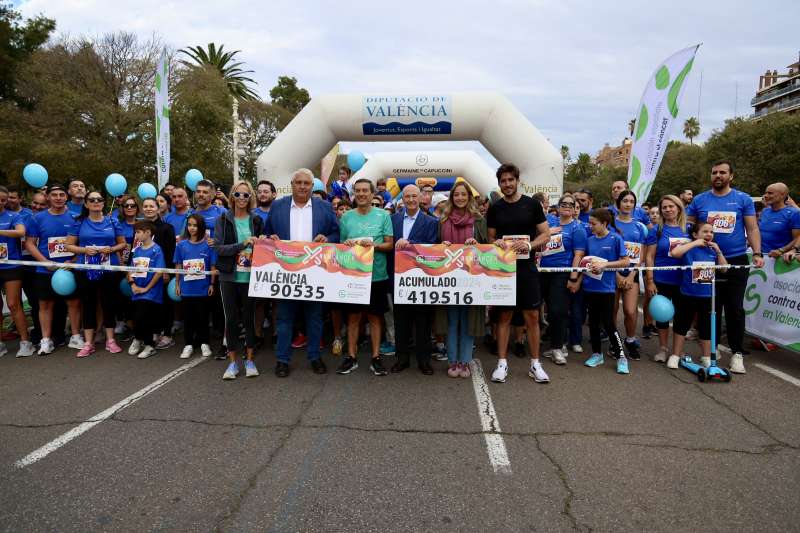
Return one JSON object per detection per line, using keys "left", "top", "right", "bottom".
{"left": 628, "top": 44, "right": 700, "bottom": 205}
{"left": 155, "top": 49, "right": 170, "bottom": 190}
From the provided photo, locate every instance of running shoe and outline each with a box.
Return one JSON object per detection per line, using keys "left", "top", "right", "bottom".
{"left": 617, "top": 356, "right": 630, "bottom": 374}
{"left": 571, "top": 344, "right": 583, "bottom": 353}
{"left": 458, "top": 362, "right": 472, "bottom": 378}
{"left": 128, "top": 339, "right": 143, "bottom": 356}
{"left": 584, "top": 353, "right": 604, "bottom": 367}
{"left": 77, "top": 344, "right": 96, "bottom": 358}
{"left": 180, "top": 345, "right": 194, "bottom": 359}
{"left": 200, "top": 344, "right": 212, "bottom": 357}
{"left": 432, "top": 342, "right": 448, "bottom": 361}
{"left": 729, "top": 353, "right": 746, "bottom": 374}
{"left": 68, "top": 334, "right": 85, "bottom": 350}
{"left": 155, "top": 336, "right": 174, "bottom": 350}
{"left": 0, "top": 342, "right": 7, "bottom": 357}
{"left": 222, "top": 361, "right": 239, "bottom": 380}
{"left": 552, "top": 349, "right": 567, "bottom": 365}
{"left": 700, "top": 356, "right": 711, "bottom": 368}
{"left": 137, "top": 346, "right": 156, "bottom": 359}
{"left": 491, "top": 360, "right": 508, "bottom": 383}
{"left": 379, "top": 341, "right": 396, "bottom": 356}
{"left": 336, "top": 356, "right": 358, "bottom": 375}
{"left": 528, "top": 360, "right": 550, "bottom": 383}
{"left": 625, "top": 339, "right": 641, "bottom": 360}
{"left": 16, "top": 340, "right": 35, "bottom": 358}
{"left": 652, "top": 349, "right": 668, "bottom": 363}
{"left": 447, "top": 363, "right": 460, "bottom": 378}
{"left": 291, "top": 333, "right": 307, "bottom": 349}
{"left": 370, "top": 356, "right": 388, "bottom": 376}
{"left": 666, "top": 354, "right": 680, "bottom": 369}
{"left": 244, "top": 360, "right": 259, "bottom": 377}
{"left": 331, "top": 337, "right": 343, "bottom": 357}
{"left": 105, "top": 340, "right": 122, "bottom": 354}
{"left": 38, "top": 338, "right": 55, "bottom": 355}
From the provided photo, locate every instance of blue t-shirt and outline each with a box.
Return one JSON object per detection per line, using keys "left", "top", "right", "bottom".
{"left": 583, "top": 232, "right": 627, "bottom": 293}
{"left": 131, "top": 243, "right": 165, "bottom": 303}
{"left": 118, "top": 219, "right": 136, "bottom": 264}
{"left": 13, "top": 208, "right": 34, "bottom": 258}
{"left": 759, "top": 206, "right": 800, "bottom": 253}
{"left": 164, "top": 210, "right": 191, "bottom": 240}
{"left": 67, "top": 201, "right": 83, "bottom": 216}
{"left": 27, "top": 210, "right": 78, "bottom": 274}
{"left": 173, "top": 239, "right": 216, "bottom": 297}
{"left": 610, "top": 204, "right": 651, "bottom": 226}
{"left": 0, "top": 210, "right": 23, "bottom": 269}
{"left": 251, "top": 207, "right": 270, "bottom": 227}
{"left": 193, "top": 205, "right": 226, "bottom": 238}
{"left": 686, "top": 189, "right": 755, "bottom": 258}
{"left": 612, "top": 217, "right": 648, "bottom": 266}
{"left": 68, "top": 216, "right": 124, "bottom": 265}
{"left": 645, "top": 224, "right": 690, "bottom": 285}
{"left": 540, "top": 219, "right": 587, "bottom": 268}
{"left": 680, "top": 245, "right": 719, "bottom": 298}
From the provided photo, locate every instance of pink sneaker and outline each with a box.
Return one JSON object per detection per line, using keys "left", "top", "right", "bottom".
{"left": 447, "top": 363, "right": 460, "bottom": 378}
{"left": 105, "top": 339, "right": 122, "bottom": 354}
{"left": 77, "top": 344, "right": 96, "bottom": 358}
{"left": 459, "top": 362, "right": 472, "bottom": 378}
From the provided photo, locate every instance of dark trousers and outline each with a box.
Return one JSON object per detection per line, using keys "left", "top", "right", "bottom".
{"left": 654, "top": 282, "right": 680, "bottom": 329}
{"left": 715, "top": 255, "right": 749, "bottom": 353}
{"left": 53, "top": 298, "right": 67, "bottom": 341}
{"left": 394, "top": 304, "right": 431, "bottom": 365}
{"left": 276, "top": 300, "right": 322, "bottom": 363}
{"left": 586, "top": 292, "right": 624, "bottom": 356}
{"left": 78, "top": 272, "right": 118, "bottom": 331}
{"left": 134, "top": 299, "right": 159, "bottom": 346}
{"left": 22, "top": 268, "right": 41, "bottom": 342}
{"left": 183, "top": 296, "right": 210, "bottom": 347}
{"left": 541, "top": 272, "right": 570, "bottom": 349}
{"left": 568, "top": 288, "right": 584, "bottom": 346}
{"left": 220, "top": 281, "right": 255, "bottom": 353}
{"left": 674, "top": 294, "right": 712, "bottom": 340}
{"left": 160, "top": 279, "right": 174, "bottom": 336}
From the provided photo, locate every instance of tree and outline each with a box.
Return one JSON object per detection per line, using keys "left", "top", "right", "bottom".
{"left": 269, "top": 75, "right": 309, "bottom": 114}
{"left": 0, "top": 4, "right": 55, "bottom": 106}
{"left": 560, "top": 145, "right": 571, "bottom": 165}
{"left": 647, "top": 141, "right": 706, "bottom": 202}
{"left": 566, "top": 152, "right": 597, "bottom": 182}
{"left": 179, "top": 42, "right": 259, "bottom": 100}
{"left": 236, "top": 100, "right": 293, "bottom": 181}
{"left": 628, "top": 118, "right": 636, "bottom": 137}
{"left": 683, "top": 116, "right": 700, "bottom": 145}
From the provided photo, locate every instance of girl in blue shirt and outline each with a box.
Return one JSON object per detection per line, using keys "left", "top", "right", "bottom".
{"left": 644, "top": 195, "right": 690, "bottom": 363}
{"left": 174, "top": 214, "right": 217, "bottom": 359}
{"left": 127, "top": 220, "right": 166, "bottom": 359}
{"left": 613, "top": 190, "right": 648, "bottom": 360}
{"left": 578, "top": 208, "right": 631, "bottom": 374}
{"left": 668, "top": 222, "right": 728, "bottom": 369}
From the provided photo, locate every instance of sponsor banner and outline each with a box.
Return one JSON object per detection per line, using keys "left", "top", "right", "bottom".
{"left": 744, "top": 257, "right": 800, "bottom": 353}
{"left": 248, "top": 240, "right": 373, "bottom": 304}
{"left": 362, "top": 95, "right": 452, "bottom": 136}
{"left": 394, "top": 244, "right": 516, "bottom": 306}
{"left": 155, "top": 49, "right": 170, "bottom": 190}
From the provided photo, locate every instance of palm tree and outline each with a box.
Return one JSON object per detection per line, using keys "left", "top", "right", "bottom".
{"left": 574, "top": 152, "right": 595, "bottom": 180}
{"left": 179, "top": 43, "right": 260, "bottom": 100}
{"left": 560, "top": 145, "right": 571, "bottom": 165}
{"left": 683, "top": 117, "right": 700, "bottom": 144}
{"left": 628, "top": 118, "right": 636, "bottom": 137}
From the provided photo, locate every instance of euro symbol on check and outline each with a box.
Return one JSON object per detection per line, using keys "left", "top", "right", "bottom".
{"left": 444, "top": 248, "right": 464, "bottom": 267}
{"left": 302, "top": 245, "right": 323, "bottom": 265}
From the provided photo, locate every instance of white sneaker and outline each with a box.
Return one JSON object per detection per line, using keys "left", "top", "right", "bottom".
{"left": 38, "top": 338, "right": 55, "bottom": 355}
{"left": 200, "top": 344, "right": 212, "bottom": 357}
{"left": 528, "top": 360, "right": 550, "bottom": 383}
{"left": 553, "top": 349, "right": 567, "bottom": 365}
{"left": 685, "top": 328, "right": 698, "bottom": 341}
{"left": 700, "top": 356, "right": 711, "bottom": 368}
{"left": 137, "top": 346, "right": 156, "bottom": 359}
{"left": 667, "top": 354, "right": 680, "bottom": 369}
{"left": 542, "top": 348, "right": 555, "bottom": 359}
{"left": 729, "top": 352, "right": 746, "bottom": 374}
{"left": 16, "top": 340, "right": 36, "bottom": 358}
{"left": 652, "top": 349, "right": 668, "bottom": 363}
{"left": 0, "top": 342, "right": 7, "bottom": 357}
{"left": 128, "top": 339, "right": 143, "bottom": 356}
{"left": 571, "top": 344, "right": 583, "bottom": 353}
{"left": 68, "top": 334, "right": 85, "bottom": 349}
{"left": 717, "top": 344, "right": 733, "bottom": 357}
{"left": 491, "top": 360, "right": 508, "bottom": 383}
{"left": 180, "top": 345, "right": 194, "bottom": 359}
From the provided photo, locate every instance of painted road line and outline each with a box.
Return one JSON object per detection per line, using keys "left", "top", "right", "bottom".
{"left": 470, "top": 359, "right": 512, "bottom": 475}
{"left": 15, "top": 357, "right": 207, "bottom": 469}
{"left": 754, "top": 363, "right": 800, "bottom": 388}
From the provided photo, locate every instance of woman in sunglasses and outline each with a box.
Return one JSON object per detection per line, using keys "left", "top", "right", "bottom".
{"left": 539, "top": 193, "right": 586, "bottom": 365}
{"left": 65, "top": 190, "right": 127, "bottom": 357}
{"left": 213, "top": 181, "right": 264, "bottom": 380}
{"left": 115, "top": 197, "right": 140, "bottom": 335}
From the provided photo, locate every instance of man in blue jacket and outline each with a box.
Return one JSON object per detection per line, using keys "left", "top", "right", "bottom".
{"left": 391, "top": 184, "right": 440, "bottom": 374}
{"left": 265, "top": 169, "right": 340, "bottom": 377}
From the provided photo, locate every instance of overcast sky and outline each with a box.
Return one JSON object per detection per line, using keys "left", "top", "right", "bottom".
{"left": 15, "top": 0, "right": 800, "bottom": 165}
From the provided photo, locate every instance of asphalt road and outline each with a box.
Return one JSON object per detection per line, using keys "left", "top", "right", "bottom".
{"left": 1, "top": 326, "right": 799, "bottom": 532}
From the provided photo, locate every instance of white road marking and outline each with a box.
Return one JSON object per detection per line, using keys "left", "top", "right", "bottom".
{"left": 15, "top": 357, "right": 206, "bottom": 469}
{"left": 754, "top": 363, "right": 800, "bottom": 388}
{"left": 470, "top": 359, "right": 512, "bottom": 475}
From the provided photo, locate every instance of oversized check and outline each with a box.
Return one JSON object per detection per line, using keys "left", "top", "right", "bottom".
{"left": 394, "top": 244, "right": 516, "bottom": 306}
{"left": 248, "top": 240, "right": 373, "bottom": 304}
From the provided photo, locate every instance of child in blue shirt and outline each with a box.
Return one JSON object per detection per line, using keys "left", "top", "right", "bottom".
{"left": 174, "top": 214, "right": 217, "bottom": 358}
{"left": 127, "top": 220, "right": 166, "bottom": 359}
{"left": 668, "top": 222, "right": 728, "bottom": 369}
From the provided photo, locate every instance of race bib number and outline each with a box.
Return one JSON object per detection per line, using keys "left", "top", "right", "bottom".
{"left": 132, "top": 256, "right": 150, "bottom": 279}
{"left": 542, "top": 232, "right": 565, "bottom": 256}
{"left": 236, "top": 249, "right": 252, "bottom": 273}
{"left": 691, "top": 261, "right": 715, "bottom": 284}
{"left": 85, "top": 246, "right": 110, "bottom": 266}
{"left": 668, "top": 237, "right": 690, "bottom": 257}
{"left": 624, "top": 241, "right": 642, "bottom": 264}
{"left": 121, "top": 244, "right": 131, "bottom": 265}
{"left": 183, "top": 258, "right": 206, "bottom": 281}
{"left": 0, "top": 242, "right": 7, "bottom": 260}
{"left": 707, "top": 211, "right": 736, "bottom": 234}
{"left": 47, "top": 236, "right": 72, "bottom": 259}
{"left": 579, "top": 255, "right": 607, "bottom": 281}
{"left": 503, "top": 234, "right": 530, "bottom": 260}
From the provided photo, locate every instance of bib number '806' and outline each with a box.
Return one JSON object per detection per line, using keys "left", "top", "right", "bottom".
{"left": 269, "top": 284, "right": 324, "bottom": 299}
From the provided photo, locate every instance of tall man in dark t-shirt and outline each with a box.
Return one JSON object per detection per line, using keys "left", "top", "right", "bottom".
{"left": 486, "top": 164, "right": 551, "bottom": 384}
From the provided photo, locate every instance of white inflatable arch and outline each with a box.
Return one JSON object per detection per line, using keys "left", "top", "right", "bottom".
{"left": 349, "top": 150, "right": 496, "bottom": 196}
{"left": 256, "top": 92, "right": 562, "bottom": 198}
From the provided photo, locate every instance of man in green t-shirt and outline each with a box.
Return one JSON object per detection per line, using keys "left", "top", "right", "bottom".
{"left": 337, "top": 179, "right": 394, "bottom": 376}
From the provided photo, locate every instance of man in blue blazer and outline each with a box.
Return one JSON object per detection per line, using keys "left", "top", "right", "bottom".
{"left": 391, "top": 184, "right": 440, "bottom": 375}
{"left": 264, "top": 169, "right": 340, "bottom": 377}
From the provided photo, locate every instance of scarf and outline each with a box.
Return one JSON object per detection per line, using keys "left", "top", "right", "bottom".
{"left": 441, "top": 210, "right": 475, "bottom": 245}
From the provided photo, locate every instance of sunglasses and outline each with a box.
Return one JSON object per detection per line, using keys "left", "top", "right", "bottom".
{"left": 124, "top": 203, "right": 138, "bottom": 208}
{"left": 86, "top": 197, "right": 104, "bottom": 203}
{"left": 233, "top": 192, "right": 251, "bottom": 199}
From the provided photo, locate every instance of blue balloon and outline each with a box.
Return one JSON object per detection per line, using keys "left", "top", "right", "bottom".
{"left": 167, "top": 277, "right": 181, "bottom": 302}
{"left": 185, "top": 169, "right": 203, "bottom": 191}
{"left": 347, "top": 151, "right": 366, "bottom": 172}
{"left": 105, "top": 173, "right": 127, "bottom": 197}
{"left": 137, "top": 182, "right": 157, "bottom": 200}
{"left": 23, "top": 163, "right": 48, "bottom": 188}
{"left": 51, "top": 269, "right": 76, "bottom": 296}
{"left": 312, "top": 178, "right": 325, "bottom": 193}
{"left": 648, "top": 294, "right": 675, "bottom": 323}
{"left": 119, "top": 277, "right": 132, "bottom": 298}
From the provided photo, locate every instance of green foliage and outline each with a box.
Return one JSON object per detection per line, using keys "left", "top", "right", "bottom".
{"left": 269, "top": 75, "right": 309, "bottom": 114}
{"left": 0, "top": 3, "right": 55, "bottom": 105}
{"left": 179, "top": 42, "right": 259, "bottom": 101}
{"left": 236, "top": 100, "right": 293, "bottom": 182}
{"left": 647, "top": 141, "right": 706, "bottom": 201}
{"left": 565, "top": 152, "right": 597, "bottom": 183}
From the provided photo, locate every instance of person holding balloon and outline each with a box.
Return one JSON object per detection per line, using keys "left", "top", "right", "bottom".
{"left": 65, "top": 190, "right": 127, "bottom": 357}
{"left": 127, "top": 220, "right": 166, "bottom": 360}
{"left": 24, "top": 184, "right": 84, "bottom": 355}
{"left": 644, "top": 195, "right": 689, "bottom": 363}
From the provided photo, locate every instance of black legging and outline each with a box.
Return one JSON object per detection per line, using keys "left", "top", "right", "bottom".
{"left": 585, "top": 291, "right": 625, "bottom": 356}
{"left": 183, "top": 295, "right": 210, "bottom": 347}
{"left": 715, "top": 254, "right": 749, "bottom": 354}
{"left": 78, "top": 272, "right": 119, "bottom": 331}
{"left": 541, "top": 272, "right": 570, "bottom": 349}
{"left": 674, "top": 294, "right": 711, "bottom": 340}
{"left": 220, "top": 281, "right": 255, "bottom": 353}
{"left": 654, "top": 282, "right": 680, "bottom": 329}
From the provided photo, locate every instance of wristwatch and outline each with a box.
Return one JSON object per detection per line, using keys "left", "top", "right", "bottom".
{"left": 753, "top": 252, "right": 763, "bottom": 257}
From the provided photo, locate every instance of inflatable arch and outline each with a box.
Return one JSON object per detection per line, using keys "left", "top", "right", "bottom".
{"left": 349, "top": 150, "right": 496, "bottom": 197}
{"left": 256, "top": 92, "right": 562, "bottom": 198}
